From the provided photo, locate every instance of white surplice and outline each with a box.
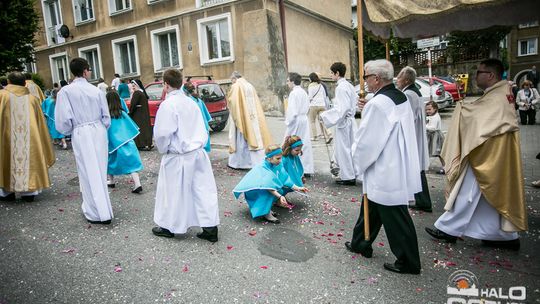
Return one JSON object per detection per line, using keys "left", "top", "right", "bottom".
{"left": 284, "top": 86, "right": 314, "bottom": 174}
{"left": 153, "top": 90, "right": 220, "bottom": 234}
{"left": 55, "top": 78, "right": 113, "bottom": 222}
{"left": 351, "top": 85, "right": 421, "bottom": 206}
{"left": 320, "top": 78, "right": 357, "bottom": 180}
{"left": 435, "top": 165, "right": 518, "bottom": 240}
{"left": 403, "top": 87, "right": 429, "bottom": 171}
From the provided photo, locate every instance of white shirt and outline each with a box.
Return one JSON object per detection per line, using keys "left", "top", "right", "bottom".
{"left": 153, "top": 89, "right": 208, "bottom": 154}
{"left": 97, "top": 82, "right": 108, "bottom": 94}
{"left": 285, "top": 86, "right": 310, "bottom": 126}
{"left": 307, "top": 83, "right": 326, "bottom": 107}
{"left": 111, "top": 77, "right": 120, "bottom": 90}
{"left": 352, "top": 85, "right": 421, "bottom": 206}
{"left": 426, "top": 112, "right": 442, "bottom": 131}
{"left": 55, "top": 78, "right": 111, "bottom": 135}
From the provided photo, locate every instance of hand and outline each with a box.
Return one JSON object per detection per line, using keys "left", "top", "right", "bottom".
{"left": 277, "top": 196, "right": 289, "bottom": 208}
{"left": 357, "top": 97, "right": 367, "bottom": 111}
{"left": 296, "top": 187, "right": 309, "bottom": 193}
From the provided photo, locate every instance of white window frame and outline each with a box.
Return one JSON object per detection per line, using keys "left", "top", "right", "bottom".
{"left": 111, "top": 35, "right": 140, "bottom": 77}
{"left": 150, "top": 25, "right": 182, "bottom": 73}
{"left": 148, "top": 0, "right": 167, "bottom": 4}
{"left": 197, "top": 13, "right": 234, "bottom": 65}
{"left": 518, "top": 38, "right": 538, "bottom": 57}
{"left": 108, "top": 0, "right": 132, "bottom": 16}
{"left": 72, "top": 0, "right": 95, "bottom": 25}
{"left": 78, "top": 44, "right": 103, "bottom": 82}
{"left": 41, "top": 0, "right": 64, "bottom": 46}
{"left": 49, "top": 52, "right": 69, "bottom": 84}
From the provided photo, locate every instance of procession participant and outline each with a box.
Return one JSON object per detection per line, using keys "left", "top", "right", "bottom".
{"left": 284, "top": 72, "right": 313, "bottom": 175}
{"left": 320, "top": 62, "right": 357, "bottom": 185}
{"left": 151, "top": 69, "right": 220, "bottom": 242}
{"left": 25, "top": 73, "right": 45, "bottom": 102}
{"left": 129, "top": 79, "right": 153, "bottom": 150}
{"left": 183, "top": 81, "right": 212, "bottom": 152}
{"left": 227, "top": 71, "right": 273, "bottom": 170}
{"left": 41, "top": 89, "right": 68, "bottom": 149}
{"left": 0, "top": 71, "right": 55, "bottom": 202}
{"left": 55, "top": 57, "right": 113, "bottom": 225}
{"left": 425, "top": 59, "right": 527, "bottom": 250}
{"left": 111, "top": 73, "right": 121, "bottom": 91}
{"left": 233, "top": 145, "right": 308, "bottom": 224}
{"left": 425, "top": 101, "right": 445, "bottom": 173}
{"left": 396, "top": 66, "right": 432, "bottom": 212}
{"left": 281, "top": 135, "right": 306, "bottom": 188}
{"left": 346, "top": 59, "right": 422, "bottom": 274}
{"left": 97, "top": 78, "right": 108, "bottom": 94}
{"left": 105, "top": 91, "right": 143, "bottom": 194}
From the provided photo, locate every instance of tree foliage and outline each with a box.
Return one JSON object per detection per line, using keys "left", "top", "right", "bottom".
{"left": 447, "top": 26, "right": 511, "bottom": 61}
{"left": 0, "top": 0, "right": 39, "bottom": 74}
{"left": 353, "top": 28, "right": 416, "bottom": 61}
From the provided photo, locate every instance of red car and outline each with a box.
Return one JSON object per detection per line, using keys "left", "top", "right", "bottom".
{"left": 422, "top": 76, "right": 463, "bottom": 102}
{"left": 126, "top": 77, "right": 229, "bottom": 131}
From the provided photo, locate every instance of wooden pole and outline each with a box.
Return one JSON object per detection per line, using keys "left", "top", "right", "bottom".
{"left": 357, "top": 0, "right": 370, "bottom": 241}
{"left": 385, "top": 41, "right": 390, "bottom": 61}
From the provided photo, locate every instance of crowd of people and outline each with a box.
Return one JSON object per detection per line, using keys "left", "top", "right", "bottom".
{"left": 0, "top": 56, "right": 532, "bottom": 275}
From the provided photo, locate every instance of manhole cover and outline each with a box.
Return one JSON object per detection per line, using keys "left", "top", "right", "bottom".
{"left": 257, "top": 228, "right": 317, "bottom": 262}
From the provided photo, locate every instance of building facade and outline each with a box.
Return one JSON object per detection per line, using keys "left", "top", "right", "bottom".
{"left": 33, "top": 0, "right": 354, "bottom": 111}
{"left": 508, "top": 21, "right": 540, "bottom": 86}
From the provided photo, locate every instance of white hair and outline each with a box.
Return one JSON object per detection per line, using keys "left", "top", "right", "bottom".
{"left": 230, "top": 71, "right": 242, "bottom": 79}
{"left": 364, "top": 59, "right": 394, "bottom": 81}
{"left": 398, "top": 66, "right": 416, "bottom": 83}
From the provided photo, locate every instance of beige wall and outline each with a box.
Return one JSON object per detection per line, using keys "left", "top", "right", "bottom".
{"left": 509, "top": 25, "right": 540, "bottom": 80}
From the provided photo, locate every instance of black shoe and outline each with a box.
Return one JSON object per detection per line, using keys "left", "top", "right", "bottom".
{"left": 335, "top": 179, "right": 356, "bottom": 186}
{"left": 383, "top": 262, "right": 420, "bottom": 275}
{"left": 303, "top": 173, "right": 312, "bottom": 178}
{"left": 344, "top": 241, "right": 373, "bottom": 258}
{"left": 481, "top": 239, "right": 520, "bottom": 251}
{"left": 87, "top": 219, "right": 112, "bottom": 225}
{"left": 107, "top": 183, "right": 116, "bottom": 188}
{"left": 21, "top": 195, "right": 35, "bottom": 202}
{"left": 197, "top": 227, "right": 218, "bottom": 243}
{"left": 425, "top": 227, "right": 457, "bottom": 243}
{"left": 152, "top": 226, "right": 174, "bottom": 238}
{"left": 0, "top": 193, "right": 16, "bottom": 202}
{"left": 131, "top": 186, "right": 142, "bottom": 194}
{"left": 409, "top": 205, "right": 432, "bottom": 212}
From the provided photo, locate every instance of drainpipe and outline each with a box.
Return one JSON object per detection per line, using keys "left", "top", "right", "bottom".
{"left": 279, "top": 0, "right": 288, "bottom": 69}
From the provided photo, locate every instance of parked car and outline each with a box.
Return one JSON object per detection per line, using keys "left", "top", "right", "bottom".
{"left": 354, "top": 78, "right": 449, "bottom": 111}
{"left": 421, "top": 76, "right": 462, "bottom": 102}
{"left": 126, "top": 77, "right": 229, "bottom": 131}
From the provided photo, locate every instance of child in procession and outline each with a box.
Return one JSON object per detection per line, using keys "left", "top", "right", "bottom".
{"left": 281, "top": 135, "right": 306, "bottom": 188}
{"left": 233, "top": 144, "right": 308, "bottom": 224}
{"left": 105, "top": 91, "right": 144, "bottom": 193}
{"left": 41, "top": 89, "right": 68, "bottom": 149}
{"left": 425, "top": 101, "right": 445, "bottom": 174}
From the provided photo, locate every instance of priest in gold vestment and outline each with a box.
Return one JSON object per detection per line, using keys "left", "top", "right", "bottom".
{"left": 25, "top": 73, "right": 46, "bottom": 103}
{"left": 0, "top": 72, "right": 55, "bottom": 202}
{"left": 227, "top": 71, "right": 273, "bottom": 169}
{"left": 425, "top": 59, "right": 527, "bottom": 250}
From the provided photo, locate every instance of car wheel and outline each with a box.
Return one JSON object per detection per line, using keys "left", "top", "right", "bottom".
{"left": 211, "top": 121, "right": 227, "bottom": 132}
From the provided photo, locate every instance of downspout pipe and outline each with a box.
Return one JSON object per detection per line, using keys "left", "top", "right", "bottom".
{"left": 279, "top": 0, "right": 288, "bottom": 69}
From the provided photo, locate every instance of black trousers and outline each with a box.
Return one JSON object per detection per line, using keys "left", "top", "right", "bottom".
{"left": 413, "top": 171, "right": 432, "bottom": 209}
{"left": 519, "top": 109, "right": 536, "bottom": 125}
{"left": 351, "top": 199, "right": 421, "bottom": 272}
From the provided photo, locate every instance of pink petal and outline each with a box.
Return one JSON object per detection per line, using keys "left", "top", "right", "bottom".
{"left": 224, "top": 211, "right": 233, "bottom": 217}
{"left": 227, "top": 245, "right": 234, "bottom": 251}
{"left": 182, "top": 264, "right": 189, "bottom": 272}
{"left": 248, "top": 230, "right": 257, "bottom": 236}
{"left": 260, "top": 266, "right": 268, "bottom": 269}
{"left": 61, "top": 248, "right": 76, "bottom": 254}
{"left": 446, "top": 262, "right": 457, "bottom": 267}
{"left": 351, "top": 197, "right": 359, "bottom": 202}
{"left": 114, "top": 266, "right": 122, "bottom": 273}
{"left": 377, "top": 242, "right": 385, "bottom": 247}
{"left": 58, "top": 208, "right": 64, "bottom": 212}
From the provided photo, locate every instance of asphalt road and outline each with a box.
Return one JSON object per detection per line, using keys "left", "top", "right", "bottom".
{"left": 1, "top": 103, "right": 539, "bottom": 303}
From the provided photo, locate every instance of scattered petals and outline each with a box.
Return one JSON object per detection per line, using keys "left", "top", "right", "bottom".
{"left": 61, "top": 248, "right": 76, "bottom": 254}
{"left": 351, "top": 197, "right": 359, "bottom": 202}
{"left": 260, "top": 266, "right": 268, "bottom": 269}
{"left": 248, "top": 230, "right": 257, "bottom": 236}
{"left": 182, "top": 264, "right": 189, "bottom": 272}
{"left": 223, "top": 211, "right": 233, "bottom": 217}
{"left": 114, "top": 265, "right": 122, "bottom": 273}
{"left": 377, "top": 242, "right": 385, "bottom": 247}
{"left": 227, "top": 245, "right": 234, "bottom": 251}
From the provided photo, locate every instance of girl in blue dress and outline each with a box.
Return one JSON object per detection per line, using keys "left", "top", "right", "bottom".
{"left": 281, "top": 135, "right": 306, "bottom": 188}
{"left": 105, "top": 91, "right": 144, "bottom": 193}
{"left": 233, "top": 145, "right": 308, "bottom": 223}
{"left": 41, "top": 89, "right": 67, "bottom": 149}
{"left": 182, "top": 81, "right": 212, "bottom": 152}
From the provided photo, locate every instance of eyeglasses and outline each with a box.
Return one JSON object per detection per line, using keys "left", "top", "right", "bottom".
{"left": 476, "top": 70, "right": 491, "bottom": 75}
{"left": 363, "top": 74, "right": 376, "bottom": 80}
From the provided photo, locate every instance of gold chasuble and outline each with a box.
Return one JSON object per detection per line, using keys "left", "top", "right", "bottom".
{"left": 0, "top": 85, "right": 55, "bottom": 192}
{"left": 441, "top": 80, "right": 527, "bottom": 232}
{"left": 25, "top": 80, "right": 46, "bottom": 103}
{"left": 227, "top": 78, "right": 273, "bottom": 153}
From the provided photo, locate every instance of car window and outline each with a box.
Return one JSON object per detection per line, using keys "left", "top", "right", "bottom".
{"left": 145, "top": 83, "right": 164, "bottom": 101}
{"left": 197, "top": 83, "right": 224, "bottom": 102}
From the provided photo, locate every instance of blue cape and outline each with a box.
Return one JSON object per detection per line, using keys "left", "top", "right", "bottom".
{"left": 107, "top": 111, "right": 140, "bottom": 153}
{"left": 41, "top": 97, "right": 64, "bottom": 139}
{"left": 282, "top": 155, "right": 304, "bottom": 187}
{"left": 187, "top": 94, "right": 212, "bottom": 152}
{"left": 233, "top": 160, "right": 295, "bottom": 218}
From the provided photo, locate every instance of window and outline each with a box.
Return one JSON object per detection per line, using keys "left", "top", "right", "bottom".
{"left": 150, "top": 26, "right": 182, "bottom": 72}
{"left": 73, "top": 0, "right": 94, "bottom": 24}
{"left": 195, "top": 0, "right": 227, "bottom": 8}
{"left": 111, "top": 36, "right": 140, "bottom": 77}
{"left": 518, "top": 38, "right": 538, "bottom": 56}
{"left": 197, "top": 13, "right": 234, "bottom": 65}
{"left": 518, "top": 21, "right": 539, "bottom": 29}
{"left": 49, "top": 53, "right": 68, "bottom": 84}
{"left": 78, "top": 45, "right": 102, "bottom": 81}
{"left": 108, "top": 0, "right": 131, "bottom": 15}
{"left": 41, "top": 0, "right": 63, "bottom": 45}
